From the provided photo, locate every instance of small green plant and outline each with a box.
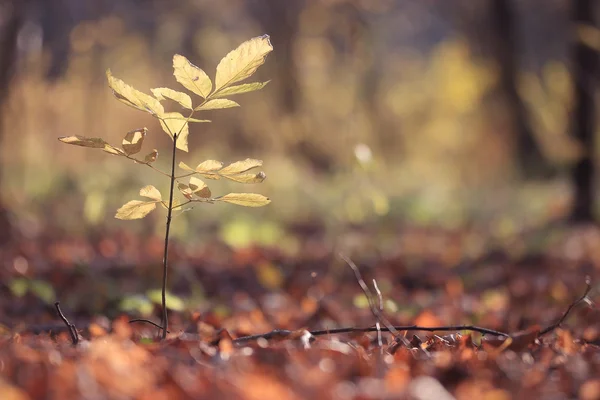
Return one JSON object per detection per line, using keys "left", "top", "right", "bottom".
{"left": 59, "top": 35, "right": 273, "bottom": 339}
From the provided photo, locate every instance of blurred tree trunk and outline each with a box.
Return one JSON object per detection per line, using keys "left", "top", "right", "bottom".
{"left": 251, "top": 0, "right": 334, "bottom": 172}
{"left": 0, "top": 0, "right": 24, "bottom": 245}
{"left": 450, "top": 0, "right": 553, "bottom": 178}
{"left": 569, "top": 0, "right": 598, "bottom": 222}
{"left": 488, "top": 0, "right": 552, "bottom": 178}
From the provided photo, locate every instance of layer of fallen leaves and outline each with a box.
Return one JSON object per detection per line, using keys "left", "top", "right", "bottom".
{"left": 1, "top": 222, "right": 600, "bottom": 399}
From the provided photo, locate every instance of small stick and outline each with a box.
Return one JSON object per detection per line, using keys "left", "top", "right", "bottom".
{"left": 340, "top": 253, "right": 412, "bottom": 349}
{"left": 54, "top": 302, "right": 79, "bottom": 345}
{"left": 308, "top": 324, "right": 509, "bottom": 338}
{"left": 539, "top": 276, "right": 592, "bottom": 336}
{"left": 129, "top": 319, "right": 170, "bottom": 333}
{"left": 373, "top": 279, "right": 384, "bottom": 312}
{"left": 231, "top": 278, "right": 594, "bottom": 346}
{"left": 373, "top": 279, "right": 384, "bottom": 350}
{"left": 231, "top": 324, "right": 510, "bottom": 346}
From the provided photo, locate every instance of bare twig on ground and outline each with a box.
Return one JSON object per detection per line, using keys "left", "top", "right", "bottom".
{"left": 539, "top": 276, "right": 592, "bottom": 336}
{"left": 54, "top": 302, "right": 79, "bottom": 345}
{"left": 340, "top": 253, "right": 413, "bottom": 349}
{"left": 372, "top": 279, "right": 384, "bottom": 350}
{"left": 230, "top": 324, "right": 510, "bottom": 346}
{"left": 39, "top": 275, "right": 593, "bottom": 350}
{"left": 129, "top": 318, "right": 170, "bottom": 333}
{"left": 231, "top": 277, "right": 593, "bottom": 347}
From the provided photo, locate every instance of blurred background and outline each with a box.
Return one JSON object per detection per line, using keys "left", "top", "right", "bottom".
{"left": 0, "top": 0, "right": 598, "bottom": 319}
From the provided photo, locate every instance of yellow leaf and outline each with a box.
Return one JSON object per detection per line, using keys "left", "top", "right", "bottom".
{"left": 196, "top": 160, "right": 224, "bottom": 172}
{"left": 200, "top": 174, "right": 220, "bottom": 180}
{"left": 151, "top": 87, "right": 192, "bottom": 109}
{"left": 103, "top": 144, "right": 126, "bottom": 156}
{"left": 122, "top": 127, "right": 147, "bottom": 155}
{"left": 173, "top": 54, "right": 213, "bottom": 98}
{"left": 139, "top": 185, "right": 162, "bottom": 201}
{"left": 179, "top": 160, "right": 223, "bottom": 177}
{"left": 115, "top": 200, "right": 157, "bottom": 220}
{"left": 106, "top": 70, "right": 164, "bottom": 116}
{"left": 188, "top": 176, "right": 206, "bottom": 191}
{"left": 212, "top": 81, "right": 270, "bottom": 98}
{"left": 217, "top": 193, "right": 271, "bottom": 207}
{"left": 215, "top": 35, "right": 273, "bottom": 91}
{"left": 195, "top": 99, "right": 239, "bottom": 111}
{"left": 159, "top": 112, "right": 189, "bottom": 152}
{"left": 220, "top": 158, "right": 263, "bottom": 175}
{"left": 178, "top": 161, "right": 195, "bottom": 172}
{"left": 223, "top": 171, "right": 266, "bottom": 183}
{"left": 58, "top": 135, "right": 108, "bottom": 148}
{"left": 171, "top": 198, "right": 183, "bottom": 211}
{"left": 189, "top": 177, "right": 211, "bottom": 198}
{"left": 144, "top": 149, "right": 158, "bottom": 163}
{"left": 177, "top": 183, "right": 194, "bottom": 199}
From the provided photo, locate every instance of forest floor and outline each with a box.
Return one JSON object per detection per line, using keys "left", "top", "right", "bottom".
{"left": 1, "top": 221, "right": 600, "bottom": 399}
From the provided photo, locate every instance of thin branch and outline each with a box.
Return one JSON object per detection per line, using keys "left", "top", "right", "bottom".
{"left": 54, "top": 302, "right": 78, "bottom": 345}
{"left": 340, "top": 253, "right": 412, "bottom": 348}
{"left": 125, "top": 154, "right": 172, "bottom": 178}
{"left": 229, "top": 278, "right": 593, "bottom": 347}
{"left": 373, "top": 279, "right": 383, "bottom": 350}
{"left": 309, "top": 324, "right": 509, "bottom": 338}
{"left": 129, "top": 319, "right": 170, "bottom": 333}
{"left": 230, "top": 324, "right": 509, "bottom": 346}
{"left": 539, "top": 276, "right": 592, "bottom": 336}
{"left": 373, "top": 279, "right": 383, "bottom": 312}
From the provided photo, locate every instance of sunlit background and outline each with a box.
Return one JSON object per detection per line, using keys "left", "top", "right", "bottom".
{"left": 0, "top": 0, "right": 595, "bottom": 251}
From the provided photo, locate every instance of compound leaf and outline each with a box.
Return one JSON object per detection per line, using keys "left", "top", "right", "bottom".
{"left": 220, "top": 158, "right": 263, "bottom": 175}
{"left": 195, "top": 99, "right": 239, "bottom": 111}
{"left": 122, "top": 127, "right": 147, "bottom": 155}
{"left": 106, "top": 70, "right": 164, "bottom": 116}
{"left": 115, "top": 200, "right": 157, "bottom": 220}
{"left": 139, "top": 185, "right": 162, "bottom": 201}
{"left": 215, "top": 35, "right": 273, "bottom": 91}
{"left": 58, "top": 135, "right": 108, "bottom": 148}
{"left": 173, "top": 54, "right": 212, "bottom": 99}
{"left": 212, "top": 81, "right": 270, "bottom": 98}
{"left": 159, "top": 112, "right": 189, "bottom": 152}
{"left": 217, "top": 193, "right": 271, "bottom": 207}
{"left": 223, "top": 171, "right": 266, "bottom": 184}
{"left": 151, "top": 87, "right": 192, "bottom": 110}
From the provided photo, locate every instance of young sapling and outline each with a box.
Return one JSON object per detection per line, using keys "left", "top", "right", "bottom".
{"left": 59, "top": 35, "right": 273, "bottom": 339}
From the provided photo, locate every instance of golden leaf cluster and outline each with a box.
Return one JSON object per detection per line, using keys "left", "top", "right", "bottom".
{"left": 59, "top": 36, "right": 273, "bottom": 220}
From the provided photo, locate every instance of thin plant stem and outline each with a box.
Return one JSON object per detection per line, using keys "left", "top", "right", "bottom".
{"left": 160, "top": 133, "right": 179, "bottom": 339}
{"left": 123, "top": 154, "right": 172, "bottom": 178}
{"left": 156, "top": 107, "right": 200, "bottom": 339}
